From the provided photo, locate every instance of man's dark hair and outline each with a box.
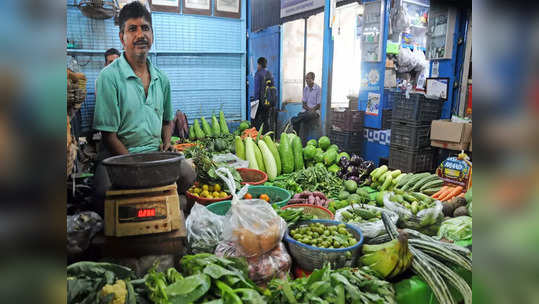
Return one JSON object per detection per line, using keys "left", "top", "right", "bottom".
{"left": 118, "top": 1, "right": 152, "bottom": 32}
{"left": 104, "top": 48, "right": 120, "bottom": 60}
{"left": 257, "top": 57, "right": 267, "bottom": 68}
{"left": 306, "top": 72, "right": 315, "bottom": 80}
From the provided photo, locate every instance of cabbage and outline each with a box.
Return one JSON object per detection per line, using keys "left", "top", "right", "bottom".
{"left": 437, "top": 216, "right": 472, "bottom": 242}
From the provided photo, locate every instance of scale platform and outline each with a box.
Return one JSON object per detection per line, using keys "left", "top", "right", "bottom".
{"left": 104, "top": 183, "right": 185, "bottom": 237}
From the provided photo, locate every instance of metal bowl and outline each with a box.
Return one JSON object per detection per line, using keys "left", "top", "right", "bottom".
{"left": 102, "top": 152, "right": 185, "bottom": 189}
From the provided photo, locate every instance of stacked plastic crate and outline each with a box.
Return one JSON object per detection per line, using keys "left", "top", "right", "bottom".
{"left": 329, "top": 109, "right": 364, "bottom": 154}
{"left": 388, "top": 93, "right": 443, "bottom": 172}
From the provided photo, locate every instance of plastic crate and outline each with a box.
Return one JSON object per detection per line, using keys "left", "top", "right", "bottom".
{"left": 383, "top": 88, "right": 400, "bottom": 110}
{"left": 330, "top": 110, "right": 364, "bottom": 132}
{"left": 390, "top": 120, "right": 431, "bottom": 149}
{"left": 329, "top": 129, "right": 363, "bottom": 153}
{"left": 389, "top": 146, "right": 435, "bottom": 173}
{"left": 392, "top": 93, "right": 442, "bottom": 123}
{"left": 381, "top": 109, "right": 392, "bottom": 130}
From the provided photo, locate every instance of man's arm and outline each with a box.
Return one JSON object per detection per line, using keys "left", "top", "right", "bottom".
{"left": 102, "top": 131, "right": 129, "bottom": 155}
{"left": 254, "top": 72, "right": 261, "bottom": 101}
{"left": 302, "top": 87, "right": 310, "bottom": 111}
{"left": 161, "top": 120, "right": 173, "bottom": 151}
{"left": 312, "top": 86, "right": 322, "bottom": 111}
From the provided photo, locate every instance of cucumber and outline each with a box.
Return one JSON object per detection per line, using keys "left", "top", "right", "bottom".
{"left": 403, "top": 193, "right": 418, "bottom": 203}
{"left": 234, "top": 136, "right": 245, "bottom": 160}
{"left": 394, "top": 173, "right": 407, "bottom": 185}
{"left": 412, "top": 174, "right": 440, "bottom": 191}
{"left": 370, "top": 167, "right": 381, "bottom": 177}
{"left": 422, "top": 187, "right": 442, "bottom": 196}
{"left": 378, "top": 171, "right": 390, "bottom": 183}
{"left": 390, "top": 170, "right": 402, "bottom": 178}
{"left": 402, "top": 172, "right": 430, "bottom": 191}
{"left": 372, "top": 165, "right": 388, "bottom": 180}
{"left": 420, "top": 179, "right": 444, "bottom": 191}
{"left": 380, "top": 174, "right": 392, "bottom": 191}
{"left": 411, "top": 192, "right": 434, "bottom": 203}
{"left": 397, "top": 173, "right": 412, "bottom": 188}
{"left": 291, "top": 135, "right": 304, "bottom": 171}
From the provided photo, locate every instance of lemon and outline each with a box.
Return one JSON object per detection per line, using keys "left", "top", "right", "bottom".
{"left": 212, "top": 191, "right": 220, "bottom": 198}
{"left": 200, "top": 190, "right": 209, "bottom": 197}
{"left": 193, "top": 187, "right": 201, "bottom": 194}
{"left": 207, "top": 195, "right": 214, "bottom": 199}
{"left": 208, "top": 185, "right": 214, "bottom": 192}
{"left": 220, "top": 192, "right": 228, "bottom": 198}
{"left": 192, "top": 193, "right": 199, "bottom": 197}
{"left": 202, "top": 185, "right": 209, "bottom": 191}
{"left": 214, "top": 184, "right": 221, "bottom": 192}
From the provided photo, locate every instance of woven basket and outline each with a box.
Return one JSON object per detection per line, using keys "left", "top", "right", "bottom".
{"left": 67, "top": 77, "right": 87, "bottom": 115}
{"left": 281, "top": 204, "right": 334, "bottom": 220}
{"left": 67, "top": 116, "right": 77, "bottom": 176}
{"left": 284, "top": 219, "right": 364, "bottom": 272}
{"left": 236, "top": 168, "right": 268, "bottom": 185}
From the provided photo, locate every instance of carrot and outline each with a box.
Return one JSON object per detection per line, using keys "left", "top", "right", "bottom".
{"left": 457, "top": 193, "right": 465, "bottom": 198}
{"left": 437, "top": 186, "right": 455, "bottom": 201}
{"left": 432, "top": 186, "right": 449, "bottom": 199}
{"left": 442, "top": 186, "right": 464, "bottom": 201}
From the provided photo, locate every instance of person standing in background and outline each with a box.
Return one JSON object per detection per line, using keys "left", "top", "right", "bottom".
{"left": 253, "top": 57, "right": 276, "bottom": 131}
{"left": 104, "top": 48, "right": 120, "bottom": 67}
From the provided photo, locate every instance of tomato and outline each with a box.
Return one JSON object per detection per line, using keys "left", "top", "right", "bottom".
{"left": 259, "top": 194, "right": 270, "bottom": 202}
{"left": 244, "top": 193, "right": 253, "bottom": 199}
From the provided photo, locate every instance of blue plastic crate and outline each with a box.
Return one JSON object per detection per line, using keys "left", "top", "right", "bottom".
{"left": 383, "top": 88, "right": 401, "bottom": 110}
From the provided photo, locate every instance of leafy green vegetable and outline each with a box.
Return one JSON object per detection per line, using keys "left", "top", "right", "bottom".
{"left": 274, "top": 205, "right": 315, "bottom": 226}
{"left": 266, "top": 166, "right": 344, "bottom": 198}
{"left": 266, "top": 264, "right": 396, "bottom": 304}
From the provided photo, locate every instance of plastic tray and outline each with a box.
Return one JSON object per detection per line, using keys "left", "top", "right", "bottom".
{"left": 390, "top": 120, "right": 431, "bottom": 149}
{"left": 281, "top": 204, "right": 334, "bottom": 220}
{"left": 392, "top": 93, "right": 442, "bottom": 123}
{"left": 236, "top": 168, "right": 268, "bottom": 185}
{"left": 389, "top": 146, "right": 435, "bottom": 173}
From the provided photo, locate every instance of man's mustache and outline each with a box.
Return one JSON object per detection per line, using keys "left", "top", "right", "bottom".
{"left": 134, "top": 39, "right": 149, "bottom": 46}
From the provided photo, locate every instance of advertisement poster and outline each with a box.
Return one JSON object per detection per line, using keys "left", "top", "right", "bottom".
{"left": 366, "top": 92, "right": 381, "bottom": 116}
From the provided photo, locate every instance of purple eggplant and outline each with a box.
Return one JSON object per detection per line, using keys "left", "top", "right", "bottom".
{"left": 346, "top": 165, "right": 359, "bottom": 175}
{"left": 348, "top": 176, "right": 361, "bottom": 183}
{"left": 339, "top": 157, "right": 350, "bottom": 168}
{"left": 350, "top": 154, "right": 363, "bottom": 165}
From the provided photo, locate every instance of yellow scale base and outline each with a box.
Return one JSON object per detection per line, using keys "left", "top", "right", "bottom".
{"left": 104, "top": 183, "right": 184, "bottom": 237}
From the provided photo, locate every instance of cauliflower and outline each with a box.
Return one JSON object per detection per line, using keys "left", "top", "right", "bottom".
{"left": 100, "top": 279, "right": 127, "bottom": 304}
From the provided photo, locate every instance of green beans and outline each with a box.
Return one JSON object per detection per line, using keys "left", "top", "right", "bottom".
{"left": 289, "top": 223, "right": 357, "bottom": 249}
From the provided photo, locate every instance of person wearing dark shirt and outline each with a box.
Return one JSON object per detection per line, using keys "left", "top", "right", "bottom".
{"left": 253, "top": 57, "right": 275, "bottom": 130}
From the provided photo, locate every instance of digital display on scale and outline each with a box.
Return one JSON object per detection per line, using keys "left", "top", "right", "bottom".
{"left": 118, "top": 201, "right": 166, "bottom": 223}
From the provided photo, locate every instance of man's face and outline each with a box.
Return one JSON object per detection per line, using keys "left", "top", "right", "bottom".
{"left": 119, "top": 17, "right": 153, "bottom": 60}
{"left": 105, "top": 54, "right": 119, "bottom": 66}
{"left": 306, "top": 75, "right": 314, "bottom": 87}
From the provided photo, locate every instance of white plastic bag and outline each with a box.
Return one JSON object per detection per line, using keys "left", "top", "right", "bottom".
{"left": 215, "top": 241, "right": 291, "bottom": 285}
{"left": 383, "top": 192, "right": 443, "bottom": 229}
{"left": 216, "top": 167, "right": 287, "bottom": 257}
{"left": 335, "top": 204, "right": 399, "bottom": 239}
{"left": 186, "top": 203, "right": 226, "bottom": 254}
{"left": 212, "top": 153, "right": 250, "bottom": 169}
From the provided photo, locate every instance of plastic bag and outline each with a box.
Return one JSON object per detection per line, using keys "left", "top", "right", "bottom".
{"left": 186, "top": 203, "right": 226, "bottom": 254}
{"left": 217, "top": 167, "right": 287, "bottom": 257}
{"left": 383, "top": 192, "right": 444, "bottom": 230}
{"left": 67, "top": 211, "right": 103, "bottom": 255}
{"left": 396, "top": 47, "right": 416, "bottom": 73}
{"left": 212, "top": 153, "right": 250, "bottom": 169}
{"left": 437, "top": 216, "right": 472, "bottom": 242}
{"left": 215, "top": 241, "right": 291, "bottom": 285}
{"left": 335, "top": 204, "right": 399, "bottom": 239}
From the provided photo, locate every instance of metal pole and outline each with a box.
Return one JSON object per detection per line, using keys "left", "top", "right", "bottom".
{"left": 303, "top": 17, "right": 308, "bottom": 89}
{"left": 321, "top": 0, "right": 334, "bottom": 135}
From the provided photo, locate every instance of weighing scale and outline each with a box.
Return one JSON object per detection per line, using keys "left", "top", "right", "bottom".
{"left": 104, "top": 183, "right": 185, "bottom": 237}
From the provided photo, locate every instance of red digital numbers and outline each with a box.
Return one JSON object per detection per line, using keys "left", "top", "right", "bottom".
{"left": 137, "top": 208, "right": 156, "bottom": 218}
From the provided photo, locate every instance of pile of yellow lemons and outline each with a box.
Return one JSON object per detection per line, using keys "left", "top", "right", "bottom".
{"left": 189, "top": 183, "right": 228, "bottom": 199}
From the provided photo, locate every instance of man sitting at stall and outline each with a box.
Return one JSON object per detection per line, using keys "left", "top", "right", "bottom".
{"left": 92, "top": 1, "right": 193, "bottom": 213}
{"left": 291, "top": 72, "right": 321, "bottom": 142}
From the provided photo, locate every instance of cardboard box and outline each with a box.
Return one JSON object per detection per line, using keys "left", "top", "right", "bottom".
{"left": 430, "top": 120, "right": 472, "bottom": 151}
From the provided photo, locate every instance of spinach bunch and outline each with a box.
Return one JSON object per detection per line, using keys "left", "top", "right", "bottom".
{"left": 266, "top": 264, "right": 396, "bottom": 304}
{"left": 142, "top": 254, "right": 267, "bottom": 304}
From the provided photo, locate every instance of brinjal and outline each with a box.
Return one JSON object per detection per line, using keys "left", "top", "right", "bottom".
{"left": 348, "top": 176, "right": 360, "bottom": 183}
{"left": 337, "top": 171, "right": 344, "bottom": 178}
{"left": 346, "top": 165, "right": 359, "bottom": 175}
{"left": 339, "top": 156, "right": 349, "bottom": 167}
{"left": 350, "top": 154, "right": 362, "bottom": 165}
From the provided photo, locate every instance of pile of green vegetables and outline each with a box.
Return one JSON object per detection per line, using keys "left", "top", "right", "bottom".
{"left": 189, "top": 111, "right": 230, "bottom": 140}
{"left": 186, "top": 144, "right": 242, "bottom": 190}
{"left": 266, "top": 166, "right": 344, "bottom": 198}
{"left": 266, "top": 264, "right": 396, "bottom": 304}
{"left": 387, "top": 191, "right": 437, "bottom": 215}
{"left": 340, "top": 206, "right": 382, "bottom": 224}
{"left": 363, "top": 166, "right": 443, "bottom": 196}
{"left": 273, "top": 206, "right": 315, "bottom": 226}
{"left": 289, "top": 222, "right": 358, "bottom": 249}
{"left": 144, "top": 254, "right": 266, "bottom": 304}
{"left": 328, "top": 187, "right": 372, "bottom": 213}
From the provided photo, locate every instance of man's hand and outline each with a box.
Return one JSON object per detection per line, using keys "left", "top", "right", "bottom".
{"left": 160, "top": 142, "right": 172, "bottom": 152}
{"left": 102, "top": 131, "right": 129, "bottom": 155}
